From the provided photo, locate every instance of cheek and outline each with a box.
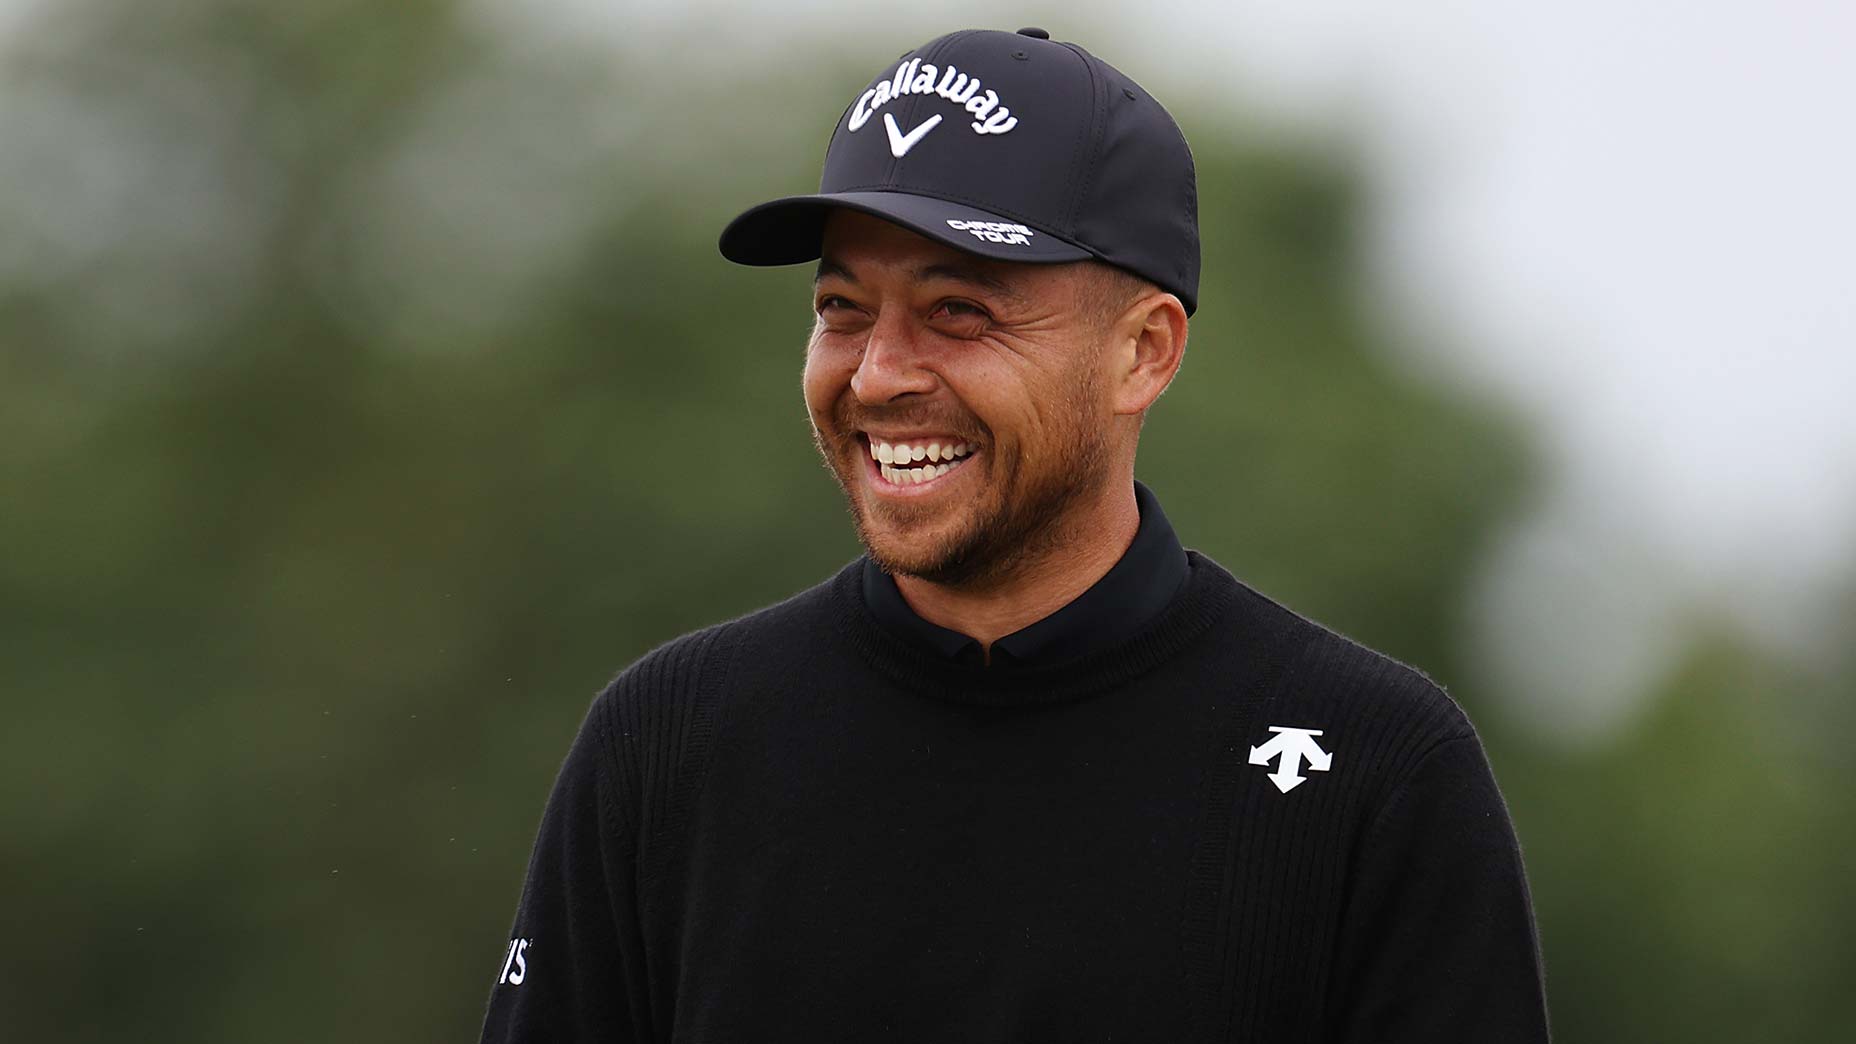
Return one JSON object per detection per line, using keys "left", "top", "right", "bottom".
{"left": 1017, "top": 359, "right": 1105, "bottom": 453}
{"left": 801, "top": 343, "right": 848, "bottom": 421}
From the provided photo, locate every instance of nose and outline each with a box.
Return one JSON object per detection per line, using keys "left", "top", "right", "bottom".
{"left": 849, "top": 307, "right": 938, "bottom": 405}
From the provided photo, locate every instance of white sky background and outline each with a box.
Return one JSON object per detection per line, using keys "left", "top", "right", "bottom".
{"left": 7, "top": 0, "right": 1850, "bottom": 744}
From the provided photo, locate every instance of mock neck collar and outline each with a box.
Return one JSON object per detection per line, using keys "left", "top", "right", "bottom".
{"left": 860, "top": 481, "right": 1189, "bottom": 669}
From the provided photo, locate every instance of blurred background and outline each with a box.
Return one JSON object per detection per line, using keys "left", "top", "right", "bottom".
{"left": 3, "top": 0, "right": 1851, "bottom": 1039}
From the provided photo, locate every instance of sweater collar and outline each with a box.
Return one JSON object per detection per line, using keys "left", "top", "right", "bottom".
{"left": 860, "top": 481, "right": 1189, "bottom": 669}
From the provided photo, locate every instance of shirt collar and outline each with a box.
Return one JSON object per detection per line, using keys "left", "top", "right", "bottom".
{"left": 860, "top": 481, "right": 1189, "bottom": 669}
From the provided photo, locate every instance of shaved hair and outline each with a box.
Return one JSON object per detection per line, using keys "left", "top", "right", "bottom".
{"left": 1074, "top": 261, "right": 1159, "bottom": 331}
{"left": 1068, "top": 262, "right": 1183, "bottom": 427}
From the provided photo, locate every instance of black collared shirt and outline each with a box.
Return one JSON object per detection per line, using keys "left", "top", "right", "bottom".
{"left": 860, "top": 481, "right": 1190, "bottom": 668}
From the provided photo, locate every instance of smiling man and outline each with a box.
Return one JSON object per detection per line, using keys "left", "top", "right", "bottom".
{"left": 804, "top": 212, "right": 1179, "bottom": 648}
{"left": 480, "top": 27, "right": 1550, "bottom": 1044}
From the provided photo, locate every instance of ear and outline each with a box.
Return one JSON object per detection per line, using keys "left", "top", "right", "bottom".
{"left": 1107, "top": 291, "right": 1189, "bottom": 416}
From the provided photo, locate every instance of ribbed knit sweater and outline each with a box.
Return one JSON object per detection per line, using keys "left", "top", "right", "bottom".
{"left": 479, "top": 552, "right": 1551, "bottom": 1042}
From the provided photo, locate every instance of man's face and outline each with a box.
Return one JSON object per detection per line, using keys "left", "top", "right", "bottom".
{"left": 803, "top": 210, "right": 1122, "bottom": 588}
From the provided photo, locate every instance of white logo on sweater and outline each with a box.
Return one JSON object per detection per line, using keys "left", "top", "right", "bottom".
{"left": 497, "top": 938, "right": 532, "bottom": 985}
{"left": 1248, "top": 726, "right": 1332, "bottom": 793}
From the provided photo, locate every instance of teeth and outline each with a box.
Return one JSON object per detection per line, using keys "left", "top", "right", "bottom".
{"left": 867, "top": 438, "right": 978, "bottom": 473}
{"left": 877, "top": 457, "right": 968, "bottom": 486}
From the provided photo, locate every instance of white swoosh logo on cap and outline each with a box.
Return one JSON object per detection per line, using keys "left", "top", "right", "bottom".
{"left": 883, "top": 112, "right": 942, "bottom": 158}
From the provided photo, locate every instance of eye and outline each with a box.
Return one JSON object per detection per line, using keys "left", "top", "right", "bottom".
{"left": 815, "top": 294, "right": 856, "bottom": 315}
{"left": 931, "top": 299, "right": 991, "bottom": 322}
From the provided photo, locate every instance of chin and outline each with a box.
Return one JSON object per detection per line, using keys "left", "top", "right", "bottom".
{"left": 857, "top": 502, "right": 1028, "bottom": 589}
{"left": 856, "top": 504, "right": 972, "bottom": 577}
{"left": 816, "top": 424, "right": 1029, "bottom": 587}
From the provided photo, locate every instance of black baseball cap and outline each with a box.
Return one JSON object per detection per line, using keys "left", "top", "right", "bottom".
{"left": 718, "top": 27, "right": 1200, "bottom": 315}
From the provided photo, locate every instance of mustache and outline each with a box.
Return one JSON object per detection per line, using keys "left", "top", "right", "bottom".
{"left": 827, "top": 397, "right": 988, "bottom": 446}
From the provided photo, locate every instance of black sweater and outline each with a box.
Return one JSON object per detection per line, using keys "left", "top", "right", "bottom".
{"left": 479, "top": 553, "right": 1551, "bottom": 1042}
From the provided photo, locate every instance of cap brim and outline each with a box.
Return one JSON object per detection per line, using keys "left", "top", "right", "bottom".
{"left": 718, "top": 190, "right": 1093, "bottom": 267}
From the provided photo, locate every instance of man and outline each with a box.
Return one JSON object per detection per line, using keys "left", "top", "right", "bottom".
{"left": 480, "top": 27, "right": 1550, "bottom": 1043}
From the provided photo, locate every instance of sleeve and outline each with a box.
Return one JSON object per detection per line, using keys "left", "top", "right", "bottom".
{"left": 1326, "top": 732, "right": 1552, "bottom": 1043}
{"left": 478, "top": 699, "right": 656, "bottom": 1043}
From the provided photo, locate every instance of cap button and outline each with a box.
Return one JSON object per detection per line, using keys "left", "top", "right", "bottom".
{"left": 1016, "top": 27, "right": 1051, "bottom": 39}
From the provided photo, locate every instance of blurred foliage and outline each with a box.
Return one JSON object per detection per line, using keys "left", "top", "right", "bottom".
{"left": 1, "top": 1, "right": 1850, "bottom": 1041}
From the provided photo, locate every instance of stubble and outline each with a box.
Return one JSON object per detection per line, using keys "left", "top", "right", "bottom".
{"left": 812, "top": 356, "right": 1115, "bottom": 591}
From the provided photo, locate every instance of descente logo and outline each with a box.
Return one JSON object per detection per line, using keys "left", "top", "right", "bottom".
{"left": 948, "top": 219, "right": 1034, "bottom": 246}
{"left": 848, "top": 58, "right": 1020, "bottom": 137}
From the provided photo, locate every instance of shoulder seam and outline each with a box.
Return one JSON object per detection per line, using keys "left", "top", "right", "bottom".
{"left": 1358, "top": 729, "right": 1481, "bottom": 845}
{"left": 637, "top": 622, "right": 745, "bottom": 899}
{"left": 587, "top": 621, "right": 741, "bottom": 869}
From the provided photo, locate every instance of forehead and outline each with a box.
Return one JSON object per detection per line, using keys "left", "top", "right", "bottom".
{"left": 816, "top": 210, "right": 1072, "bottom": 302}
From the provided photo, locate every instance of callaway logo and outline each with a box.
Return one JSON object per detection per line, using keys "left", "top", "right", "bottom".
{"left": 849, "top": 57, "right": 1020, "bottom": 158}
{"left": 1247, "top": 726, "right": 1333, "bottom": 793}
{"left": 884, "top": 112, "right": 941, "bottom": 158}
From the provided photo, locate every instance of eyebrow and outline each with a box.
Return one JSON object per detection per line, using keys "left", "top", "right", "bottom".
{"left": 918, "top": 262, "right": 1024, "bottom": 304}
{"left": 815, "top": 254, "right": 1027, "bottom": 305}
{"left": 815, "top": 257, "right": 855, "bottom": 284}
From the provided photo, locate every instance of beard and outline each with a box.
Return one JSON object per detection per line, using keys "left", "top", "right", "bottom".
{"left": 811, "top": 363, "right": 1116, "bottom": 591}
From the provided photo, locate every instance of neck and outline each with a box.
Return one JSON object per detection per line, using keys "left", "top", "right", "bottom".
{"left": 893, "top": 479, "right": 1141, "bottom": 652}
